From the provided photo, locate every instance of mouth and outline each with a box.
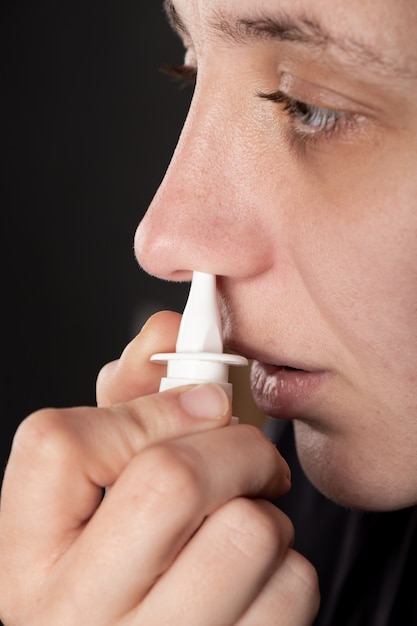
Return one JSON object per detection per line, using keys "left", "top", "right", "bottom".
{"left": 249, "top": 360, "right": 328, "bottom": 419}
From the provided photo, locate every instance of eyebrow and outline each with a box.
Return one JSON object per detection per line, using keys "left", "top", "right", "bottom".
{"left": 163, "top": 0, "right": 416, "bottom": 80}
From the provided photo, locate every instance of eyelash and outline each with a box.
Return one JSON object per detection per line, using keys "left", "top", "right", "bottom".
{"left": 257, "top": 89, "right": 349, "bottom": 148}
{"left": 162, "top": 64, "right": 356, "bottom": 150}
{"left": 160, "top": 63, "right": 197, "bottom": 87}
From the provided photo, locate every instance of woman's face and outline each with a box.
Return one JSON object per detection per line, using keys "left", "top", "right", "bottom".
{"left": 136, "top": 0, "right": 417, "bottom": 511}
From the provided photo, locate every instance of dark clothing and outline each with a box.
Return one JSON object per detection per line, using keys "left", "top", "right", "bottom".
{"left": 265, "top": 419, "right": 417, "bottom": 626}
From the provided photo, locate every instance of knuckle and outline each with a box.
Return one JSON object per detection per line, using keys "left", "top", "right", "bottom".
{"left": 234, "top": 424, "right": 289, "bottom": 483}
{"left": 11, "top": 407, "right": 75, "bottom": 466}
{"left": 133, "top": 442, "right": 203, "bottom": 504}
{"left": 219, "top": 498, "right": 294, "bottom": 561}
{"left": 237, "top": 424, "right": 271, "bottom": 450}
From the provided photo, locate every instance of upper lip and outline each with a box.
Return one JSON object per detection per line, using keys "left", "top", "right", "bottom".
{"left": 224, "top": 338, "right": 320, "bottom": 373}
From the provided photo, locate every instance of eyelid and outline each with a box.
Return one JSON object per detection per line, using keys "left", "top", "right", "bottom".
{"left": 279, "top": 71, "right": 373, "bottom": 116}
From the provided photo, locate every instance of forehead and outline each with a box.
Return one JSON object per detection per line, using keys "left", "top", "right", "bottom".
{"left": 170, "top": 0, "right": 417, "bottom": 78}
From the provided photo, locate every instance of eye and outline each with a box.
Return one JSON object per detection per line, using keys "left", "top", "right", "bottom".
{"left": 258, "top": 89, "right": 344, "bottom": 133}
{"left": 286, "top": 98, "right": 343, "bottom": 130}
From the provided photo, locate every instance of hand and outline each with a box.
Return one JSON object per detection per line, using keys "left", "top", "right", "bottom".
{"left": 0, "top": 312, "right": 319, "bottom": 625}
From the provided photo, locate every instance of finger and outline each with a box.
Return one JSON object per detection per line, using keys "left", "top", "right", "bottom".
{"left": 135, "top": 498, "right": 294, "bottom": 625}
{"left": 50, "top": 426, "right": 291, "bottom": 622}
{"left": 0, "top": 383, "right": 231, "bottom": 589}
{"left": 237, "top": 549, "right": 320, "bottom": 626}
{"left": 96, "top": 310, "right": 181, "bottom": 406}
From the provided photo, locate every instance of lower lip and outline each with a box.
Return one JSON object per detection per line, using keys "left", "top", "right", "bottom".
{"left": 250, "top": 361, "right": 328, "bottom": 419}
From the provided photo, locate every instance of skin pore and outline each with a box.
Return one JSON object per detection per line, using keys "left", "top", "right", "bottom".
{"left": 136, "top": 0, "right": 417, "bottom": 511}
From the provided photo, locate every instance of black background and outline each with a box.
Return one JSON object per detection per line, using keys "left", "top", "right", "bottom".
{"left": 2, "top": 1, "right": 191, "bottom": 472}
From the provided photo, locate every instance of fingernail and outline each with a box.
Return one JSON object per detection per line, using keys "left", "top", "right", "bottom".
{"left": 179, "top": 384, "right": 229, "bottom": 419}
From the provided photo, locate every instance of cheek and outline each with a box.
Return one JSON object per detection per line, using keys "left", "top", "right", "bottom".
{"left": 288, "top": 154, "right": 417, "bottom": 464}
{"left": 289, "top": 141, "right": 417, "bottom": 367}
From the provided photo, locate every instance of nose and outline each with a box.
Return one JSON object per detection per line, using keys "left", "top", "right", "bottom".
{"left": 135, "top": 85, "right": 275, "bottom": 283}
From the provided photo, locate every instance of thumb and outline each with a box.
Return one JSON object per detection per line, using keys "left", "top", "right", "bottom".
{"left": 96, "top": 311, "right": 181, "bottom": 407}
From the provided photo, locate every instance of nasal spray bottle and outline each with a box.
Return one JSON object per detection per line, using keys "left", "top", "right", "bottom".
{"left": 151, "top": 272, "right": 248, "bottom": 416}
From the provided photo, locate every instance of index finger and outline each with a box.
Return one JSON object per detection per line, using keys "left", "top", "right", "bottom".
{"left": 96, "top": 310, "right": 181, "bottom": 406}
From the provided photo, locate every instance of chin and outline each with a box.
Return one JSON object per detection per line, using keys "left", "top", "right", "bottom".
{"left": 293, "top": 421, "right": 415, "bottom": 512}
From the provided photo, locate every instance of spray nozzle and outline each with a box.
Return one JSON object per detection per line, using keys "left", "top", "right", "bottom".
{"left": 151, "top": 272, "right": 248, "bottom": 399}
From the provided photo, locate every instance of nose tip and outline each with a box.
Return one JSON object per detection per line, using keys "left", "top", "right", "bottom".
{"left": 134, "top": 193, "right": 193, "bottom": 282}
